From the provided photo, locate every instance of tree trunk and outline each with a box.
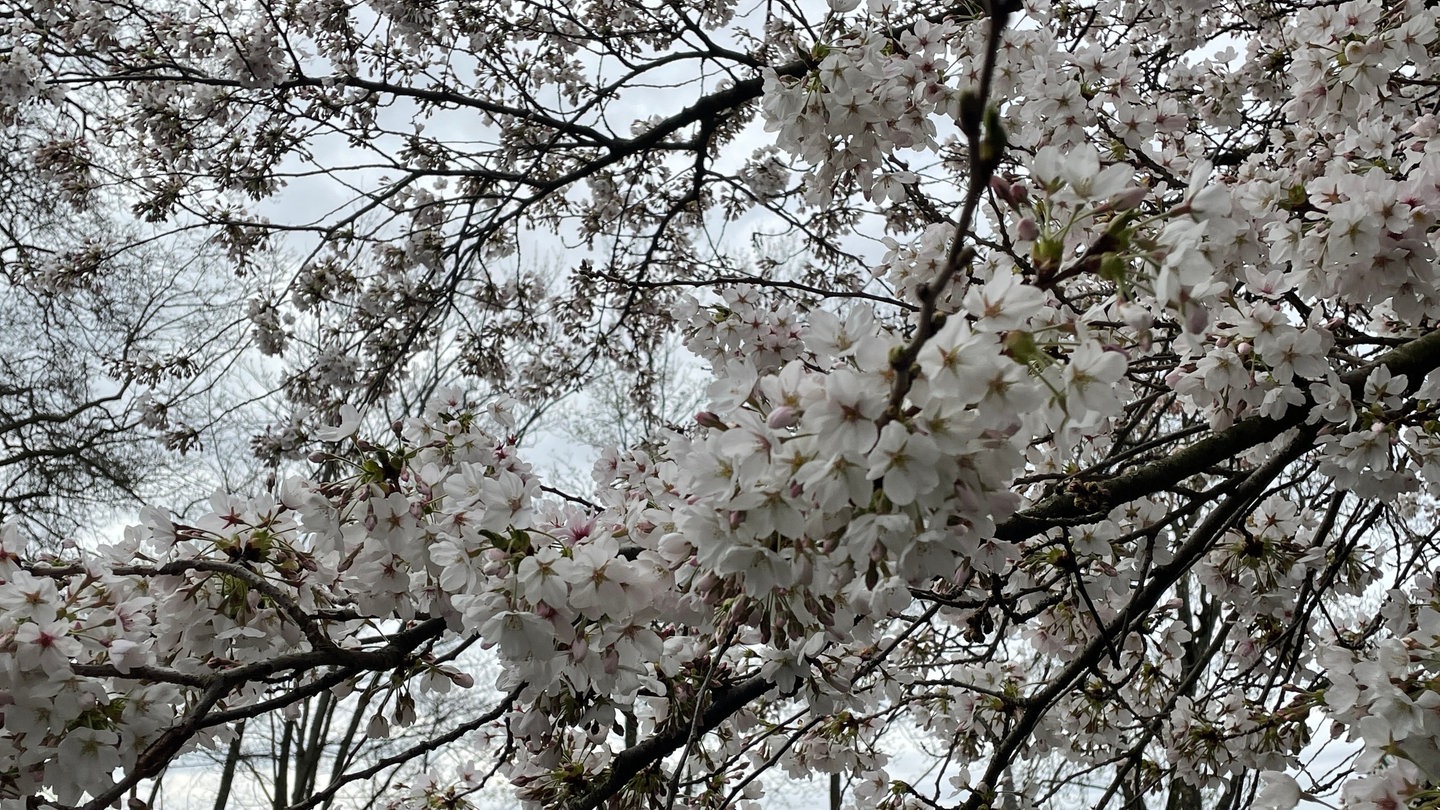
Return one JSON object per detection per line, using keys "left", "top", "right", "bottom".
{"left": 213, "top": 721, "right": 246, "bottom": 810}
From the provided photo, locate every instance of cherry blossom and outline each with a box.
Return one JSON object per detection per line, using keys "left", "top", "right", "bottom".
{"left": 4, "top": 0, "right": 1440, "bottom": 807}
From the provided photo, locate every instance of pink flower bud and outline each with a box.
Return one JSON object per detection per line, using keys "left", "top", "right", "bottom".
{"left": 694, "top": 411, "right": 726, "bottom": 429}
{"left": 727, "top": 598, "right": 750, "bottom": 627}
{"left": 766, "top": 406, "right": 799, "bottom": 429}
{"left": 1107, "top": 185, "right": 1148, "bottom": 212}
{"left": 1187, "top": 305, "right": 1209, "bottom": 334}
{"left": 695, "top": 570, "right": 720, "bottom": 594}
{"left": 1016, "top": 217, "right": 1040, "bottom": 242}
{"left": 1236, "top": 342, "right": 1252, "bottom": 357}
{"left": 989, "top": 176, "right": 1016, "bottom": 205}
{"left": 1010, "top": 182, "right": 1029, "bottom": 203}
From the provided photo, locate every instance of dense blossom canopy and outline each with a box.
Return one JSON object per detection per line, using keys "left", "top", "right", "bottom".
{"left": 4, "top": 0, "right": 1440, "bottom": 807}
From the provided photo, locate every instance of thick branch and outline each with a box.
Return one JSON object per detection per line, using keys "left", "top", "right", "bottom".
{"left": 562, "top": 675, "right": 772, "bottom": 810}
{"left": 77, "top": 618, "right": 448, "bottom": 810}
{"left": 998, "top": 327, "right": 1440, "bottom": 542}
{"left": 960, "top": 427, "right": 1317, "bottom": 810}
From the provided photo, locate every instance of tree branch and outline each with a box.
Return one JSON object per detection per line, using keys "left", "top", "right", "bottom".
{"left": 999, "top": 327, "right": 1440, "bottom": 542}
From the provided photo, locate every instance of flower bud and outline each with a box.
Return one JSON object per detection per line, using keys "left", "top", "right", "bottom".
{"left": 989, "top": 176, "right": 1016, "bottom": 206}
{"left": 1107, "top": 185, "right": 1148, "bottom": 212}
{"left": 695, "top": 570, "right": 721, "bottom": 596}
{"left": 694, "top": 411, "right": 726, "bottom": 429}
{"left": 366, "top": 714, "right": 390, "bottom": 739}
{"left": 1187, "top": 305, "right": 1209, "bottom": 334}
{"left": 1016, "top": 217, "right": 1040, "bottom": 242}
{"left": 888, "top": 344, "right": 908, "bottom": 369}
{"left": 766, "top": 406, "right": 799, "bottom": 429}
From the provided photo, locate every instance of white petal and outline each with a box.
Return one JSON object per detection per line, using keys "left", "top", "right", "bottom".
{"left": 315, "top": 404, "right": 362, "bottom": 442}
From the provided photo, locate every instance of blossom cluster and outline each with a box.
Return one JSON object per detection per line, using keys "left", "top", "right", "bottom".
{"left": 6, "top": 0, "right": 1440, "bottom": 806}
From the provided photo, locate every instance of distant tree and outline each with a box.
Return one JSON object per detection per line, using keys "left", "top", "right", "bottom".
{"left": 0, "top": 123, "right": 268, "bottom": 541}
